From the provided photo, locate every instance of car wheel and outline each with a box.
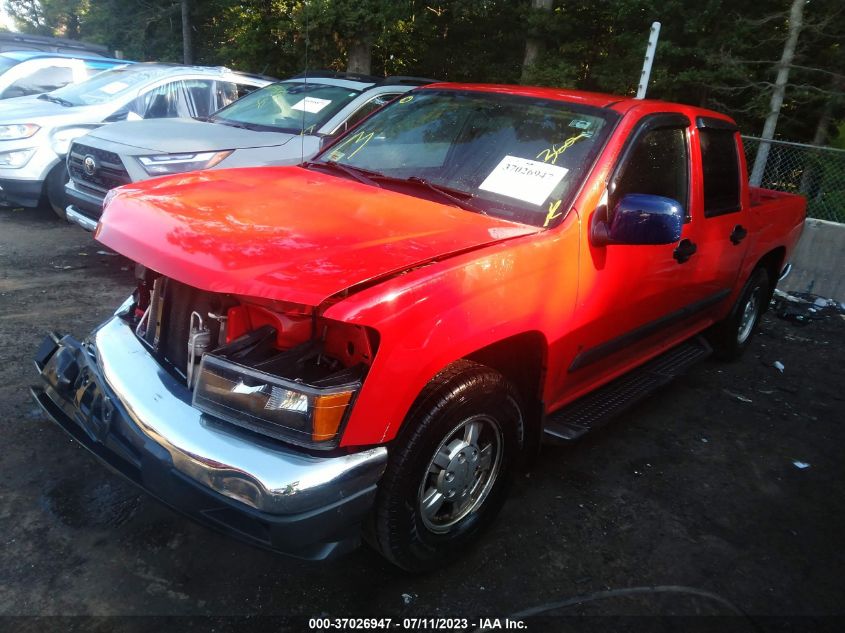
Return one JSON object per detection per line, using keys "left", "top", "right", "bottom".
{"left": 709, "top": 267, "right": 770, "bottom": 361}
{"left": 368, "top": 360, "right": 522, "bottom": 572}
{"left": 45, "top": 163, "right": 70, "bottom": 220}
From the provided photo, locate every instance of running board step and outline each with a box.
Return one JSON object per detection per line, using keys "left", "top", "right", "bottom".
{"left": 544, "top": 336, "right": 712, "bottom": 442}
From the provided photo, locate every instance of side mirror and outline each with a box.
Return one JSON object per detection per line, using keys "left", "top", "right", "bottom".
{"left": 591, "top": 193, "right": 683, "bottom": 246}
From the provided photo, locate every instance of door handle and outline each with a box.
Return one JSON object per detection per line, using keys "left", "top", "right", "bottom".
{"left": 730, "top": 224, "right": 748, "bottom": 245}
{"left": 673, "top": 239, "right": 697, "bottom": 263}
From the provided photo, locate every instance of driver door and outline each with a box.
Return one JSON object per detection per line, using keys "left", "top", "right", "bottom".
{"left": 551, "top": 113, "right": 701, "bottom": 406}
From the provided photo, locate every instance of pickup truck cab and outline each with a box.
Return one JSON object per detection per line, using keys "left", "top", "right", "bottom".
{"left": 33, "top": 83, "right": 805, "bottom": 571}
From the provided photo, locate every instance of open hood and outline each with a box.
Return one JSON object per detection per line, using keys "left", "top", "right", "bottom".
{"left": 85, "top": 118, "right": 298, "bottom": 153}
{"left": 96, "top": 166, "right": 539, "bottom": 306}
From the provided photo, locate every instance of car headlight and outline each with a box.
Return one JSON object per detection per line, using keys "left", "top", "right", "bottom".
{"left": 50, "top": 126, "right": 96, "bottom": 156}
{"left": 0, "top": 124, "right": 40, "bottom": 141}
{"left": 138, "top": 150, "right": 232, "bottom": 175}
{"left": 0, "top": 148, "right": 36, "bottom": 168}
{"left": 192, "top": 354, "right": 359, "bottom": 449}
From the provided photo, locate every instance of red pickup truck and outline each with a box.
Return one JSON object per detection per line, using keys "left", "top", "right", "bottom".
{"left": 33, "top": 83, "right": 805, "bottom": 571}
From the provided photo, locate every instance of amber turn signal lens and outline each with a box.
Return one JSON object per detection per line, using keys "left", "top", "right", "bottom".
{"left": 312, "top": 391, "right": 354, "bottom": 441}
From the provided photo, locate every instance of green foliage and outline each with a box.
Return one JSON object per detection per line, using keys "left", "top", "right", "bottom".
{"left": 2, "top": 0, "right": 843, "bottom": 144}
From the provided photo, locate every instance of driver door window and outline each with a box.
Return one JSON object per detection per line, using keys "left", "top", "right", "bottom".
{"left": 612, "top": 127, "right": 689, "bottom": 220}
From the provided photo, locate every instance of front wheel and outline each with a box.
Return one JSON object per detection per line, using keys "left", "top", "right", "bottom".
{"left": 708, "top": 267, "right": 770, "bottom": 360}
{"left": 44, "top": 162, "right": 70, "bottom": 220}
{"left": 368, "top": 360, "right": 522, "bottom": 572}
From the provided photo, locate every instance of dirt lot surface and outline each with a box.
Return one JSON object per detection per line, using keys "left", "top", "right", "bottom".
{"left": 1, "top": 207, "right": 843, "bottom": 630}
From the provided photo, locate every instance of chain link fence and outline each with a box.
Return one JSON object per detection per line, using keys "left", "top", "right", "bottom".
{"left": 742, "top": 136, "right": 845, "bottom": 224}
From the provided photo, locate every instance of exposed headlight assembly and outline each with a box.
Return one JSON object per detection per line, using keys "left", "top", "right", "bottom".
{"left": 0, "top": 147, "right": 36, "bottom": 168}
{"left": 138, "top": 150, "right": 232, "bottom": 175}
{"left": 193, "top": 354, "right": 360, "bottom": 450}
{"left": 0, "top": 124, "right": 40, "bottom": 141}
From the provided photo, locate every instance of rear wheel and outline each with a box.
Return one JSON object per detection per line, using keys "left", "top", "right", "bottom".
{"left": 709, "top": 267, "right": 770, "bottom": 360}
{"left": 368, "top": 360, "right": 522, "bottom": 572}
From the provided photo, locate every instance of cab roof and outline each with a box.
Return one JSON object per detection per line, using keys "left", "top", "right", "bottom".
{"left": 419, "top": 82, "right": 737, "bottom": 125}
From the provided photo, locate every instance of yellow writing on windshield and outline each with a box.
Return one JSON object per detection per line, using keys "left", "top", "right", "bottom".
{"left": 544, "top": 199, "right": 563, "bottom": 227}
{"left": 536, "top": 132, "right": 588, "bottom": 165}
{"left": 333, "top": 130, "right": 375, "bottom": 158}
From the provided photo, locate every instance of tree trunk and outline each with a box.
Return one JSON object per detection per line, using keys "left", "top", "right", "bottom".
{"left": 749, "top": 0, "right": 805, "bottom": 186}
{"left": 346, "top": 40, "right": 372, "bottom": 75}
{"left": 181, "top": 0, "right": 193, "bottom": 65}
{"left": 521, "top": 0, "right": 554, "bottom": 82}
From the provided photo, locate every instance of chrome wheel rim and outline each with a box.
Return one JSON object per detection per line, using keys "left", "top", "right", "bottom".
{"left": 737, "top": 286, "right": 762, "bottom": 344}
{"left": 418, "top": 415, "right": 503, "bottom": 534}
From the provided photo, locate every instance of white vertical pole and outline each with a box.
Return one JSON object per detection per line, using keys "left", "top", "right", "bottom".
{"left": 636, "top": 21, "right": 661, "bottom": 99}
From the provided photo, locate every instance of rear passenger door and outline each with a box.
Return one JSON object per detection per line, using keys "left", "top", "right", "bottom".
{"left": 686, "top": 117, "right": 751, "bottom": 304}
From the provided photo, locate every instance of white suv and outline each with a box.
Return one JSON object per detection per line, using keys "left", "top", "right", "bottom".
{"left": 0, "top": 62, "right": 271, "bottom": 216}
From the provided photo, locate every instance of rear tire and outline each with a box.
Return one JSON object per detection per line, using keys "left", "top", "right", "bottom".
{"left": 709, "top": 267, "right": 770, "bottom": 361}
{"left": 368, "top": 360, "right": 522, "bottom": 572}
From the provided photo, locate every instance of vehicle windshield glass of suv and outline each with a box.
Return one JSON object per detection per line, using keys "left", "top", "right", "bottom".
{"left": 211, "top": 81, "right": 361, "bottom": 133}
{"left": 315, "top": 89, "right": 616, "bottom": 227}
{"left": 48, "top": 65, "right": 170, "bottom": 106}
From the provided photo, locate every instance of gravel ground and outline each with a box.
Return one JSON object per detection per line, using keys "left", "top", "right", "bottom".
{"left": 1, "top": 206, "right": 843, "bottom": 631}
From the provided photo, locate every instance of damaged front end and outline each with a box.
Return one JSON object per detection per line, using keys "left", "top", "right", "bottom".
{"left": 31, "top": 268, "right": 387, "bottom": 559}
{"left": 130, "top": 268, "right": 378, "bottom": 450}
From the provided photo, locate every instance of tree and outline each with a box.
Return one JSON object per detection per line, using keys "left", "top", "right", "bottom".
{"left": 750, "top": 0, "right": 806, "bottom": 186}
{"left": 181, "top": 0, "right": 192, "bottom": 64}
{"left": 521, "top": 0, "right": 553, "bottom": 81}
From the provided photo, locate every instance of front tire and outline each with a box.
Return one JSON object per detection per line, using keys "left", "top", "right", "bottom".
{"left": 45, "top": 163, "right": 70, "bottom": 220}
{"left": 709, "top": 267, "right": 770, "bottom": 360}
{"left": 368, "top": 360, "right": 522, "bottom": 572}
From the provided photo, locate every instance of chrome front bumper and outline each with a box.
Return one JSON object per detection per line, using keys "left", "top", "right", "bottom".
{"left": 66, "top": 205, "right": 98, "bottom": 231}
{"left": 33, "top": 315, "right": 388, "bottom": 559}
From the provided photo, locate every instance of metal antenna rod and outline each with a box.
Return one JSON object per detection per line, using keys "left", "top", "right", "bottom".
{"left": 636, "top": 21, "right": 661, "bottom": 99}
{"left": 300, "top": 0, "right": 310, "bottom": 163}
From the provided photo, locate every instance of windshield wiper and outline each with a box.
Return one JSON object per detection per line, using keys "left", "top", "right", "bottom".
{"left": 301, "top": 161, "right": 381, "bottom": 188}
{"left": 386, "top": 175, "right": 488, "bottom": 216}
{"left": 37, "top": 94, "right": 74, "bottom": 107}
{"left": 211, "top": 118, "right": 251, "bottom": 129}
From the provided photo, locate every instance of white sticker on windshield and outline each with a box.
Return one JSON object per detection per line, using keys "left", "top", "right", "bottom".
{"left": 291, "top": 97, "right": 332, "bottom": 113}
{"left": 99, "top": 81, "right": 128, "bottom": 95}
{"left": 479, "top": 155, "right": 568, "bottom": 206}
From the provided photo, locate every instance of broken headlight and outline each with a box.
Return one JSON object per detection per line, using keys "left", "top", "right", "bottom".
{"left": 192, "top": 353, "right": 359, "bottom": 450}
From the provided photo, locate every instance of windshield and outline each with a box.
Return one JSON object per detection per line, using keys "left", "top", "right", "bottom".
{"left": 49, "top": 65, "right": 170, "bottom": 106}
{"left": 314, "top": 90, "right": 617, "bottom": 227}
{"left": 212, "top": 81, "right": 361, "bottom": 133}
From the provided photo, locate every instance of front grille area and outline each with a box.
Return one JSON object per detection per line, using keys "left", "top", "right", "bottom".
{"left": 68, "top": 142, "right": 132, "bottom": 197}
{"left": 144, "top": 278, "right": 229, "bottom": 381}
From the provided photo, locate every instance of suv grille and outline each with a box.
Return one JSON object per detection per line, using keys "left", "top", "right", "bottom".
{"left": 68, "top": 142, "right": 131, "bottom": 197}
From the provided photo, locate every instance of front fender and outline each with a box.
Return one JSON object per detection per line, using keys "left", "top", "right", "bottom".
{"left": 324, "top": 218, "right": 581, "bottom": 447}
